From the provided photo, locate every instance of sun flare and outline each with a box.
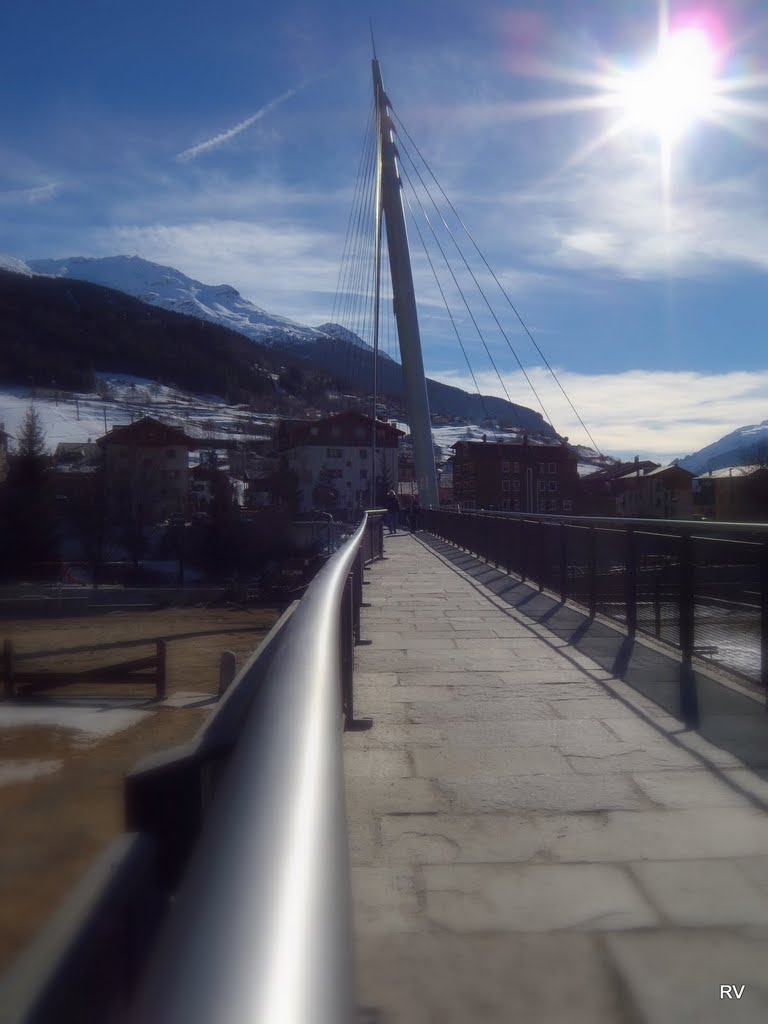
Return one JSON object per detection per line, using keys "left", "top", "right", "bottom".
{"left": 618, "top": 28, "right": 718, "bottom": 139}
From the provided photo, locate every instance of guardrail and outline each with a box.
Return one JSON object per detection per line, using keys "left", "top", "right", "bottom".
{"left": 0, "top": 512, "right": 383, "bottom": 1024}
{"left": 422, "top": 509, "right": 768, "bottom": 726}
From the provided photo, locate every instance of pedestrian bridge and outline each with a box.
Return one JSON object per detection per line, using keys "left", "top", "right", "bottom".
{"left": 347, "top": 531, "right": 768, "bottom": 1023}
{"left": 5, "top": 518, "right": 768, "bottom": 1024}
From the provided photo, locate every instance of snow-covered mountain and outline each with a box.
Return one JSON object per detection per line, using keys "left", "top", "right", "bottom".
{"left": 21, "top": 253, "right": 557, "bottom": 436}
{"left": 676, "top": 421, "right": 768, "bottom": 474}
{"left": 0, "top": 254, "right": 32, "bottom": 276}
{"left": 27, "top": 255, "right": 329, "bottom": 347}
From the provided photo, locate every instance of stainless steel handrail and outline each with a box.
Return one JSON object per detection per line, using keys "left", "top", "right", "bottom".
{"left": 458, "top": 508, "right": 768, "bottom": 537}
{"left": 130, "top": 517, "right": 369, "bottom": 1023}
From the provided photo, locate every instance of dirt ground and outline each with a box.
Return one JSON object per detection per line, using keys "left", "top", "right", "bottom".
{"left": 0, "top": 605, "right": 280, "bottom": 973}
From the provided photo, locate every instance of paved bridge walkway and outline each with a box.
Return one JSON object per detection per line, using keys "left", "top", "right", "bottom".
{"left": 345, "top": 531, "right": 768, "bottom": 1023}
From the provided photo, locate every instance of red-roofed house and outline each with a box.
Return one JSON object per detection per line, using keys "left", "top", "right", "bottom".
{"left": 97, "top": 416, "right": 195, "bottom": 523}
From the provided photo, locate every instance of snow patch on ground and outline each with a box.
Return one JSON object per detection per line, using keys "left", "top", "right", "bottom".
{"left": 0, "top": 378, "right": 277, "bottom": 450}
{"left": 0, "top": 705, "right": 149, "bottom": 742}
{"left": 0, "top": 759, "right": 63, "bottom": 786}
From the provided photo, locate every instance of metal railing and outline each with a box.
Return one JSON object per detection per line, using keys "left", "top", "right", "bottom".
{"left": 1, "top": 513, "right": 384, "bottom": 1024}
{"left": 422, "top": 509, "right": 768, "bottom": 725}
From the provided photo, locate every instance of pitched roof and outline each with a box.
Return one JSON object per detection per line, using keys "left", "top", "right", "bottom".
{"left": 696, "top": 464, "right": 766, "bottom": 480}
{"left": 97, "top": 416, "right": 195, "bottom": 449}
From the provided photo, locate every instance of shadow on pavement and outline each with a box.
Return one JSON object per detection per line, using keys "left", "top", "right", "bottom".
{"left": 419, "top": 533, "right": 768, "bottom": 783}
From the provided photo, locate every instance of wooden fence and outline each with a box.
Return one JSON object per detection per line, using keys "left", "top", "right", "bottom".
{"left": 2, "top": 637, "right": 167, "bottom": 700}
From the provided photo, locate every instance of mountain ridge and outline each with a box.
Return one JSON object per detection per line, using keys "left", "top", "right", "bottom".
{"left": 23, "top": 254, "right": 557, "bottom": 437}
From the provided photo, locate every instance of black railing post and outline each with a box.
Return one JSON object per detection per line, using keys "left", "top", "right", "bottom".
{"left": 341, "top": 575, "right": 354, "bottom": 727}
{"left": 654, "top": 573, "right": 662, "bottom": 640}
{"left": 625, "top": 527, "right": 637, "bottom": 638}
{"left": 352, "top": 552, "right": 363, "bottom": 644}
{"left": 559, "top": 521, "right": 568, "bottom": 604}
{"left": 679, "top": 531, "right": 699, "bottom": 727}
{"left": 588, "top": 526, "right": 597, "bottom": 619}
{"left": 519, "top": 516, "right": 527, "bottom": 582}
{"left": 537, "top": 519, "right": 546, "bottom": 592}
{"left": 760, "top": 540, "right": 768, "bottom": 704}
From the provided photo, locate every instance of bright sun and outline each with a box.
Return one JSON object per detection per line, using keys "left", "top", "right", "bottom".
{"left": 618, "top": 28, "right": 718, "bottom": 139}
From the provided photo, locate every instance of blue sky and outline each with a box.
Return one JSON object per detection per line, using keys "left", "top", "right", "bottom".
{"left": 2, "top": 0, "right": 767, "bottom": 461}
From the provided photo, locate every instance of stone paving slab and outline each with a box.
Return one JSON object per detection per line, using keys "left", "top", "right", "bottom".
{"left": 345, "top": 534, "right": 768, "bottom": 1022}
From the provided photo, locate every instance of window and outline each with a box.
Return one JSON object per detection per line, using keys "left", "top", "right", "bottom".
{"left": 538, "top": 463, "right": 546, "bottom": 473}
{"left": 513, "top": 462, "right": 520, "bottom": 473}
{"left": 549, "top": 481, "right": 558, "bottom": 492}
{"left": 326, "top": 448, "right": 342, "bottom": 458}
{"left": 360, "top": 469, "right": 368, "bottom": 480}
{"left": 563, "top": 500, "right": 573, "bottom": 512}
{"left": 513, "top": 499, "right": 521, "bottom": 511}
{"left": 501, "top": 498, "right": 511, "bottom": 510}
{"left": 359, "top": 449, "right": 368, "bottom": 459}
{"left": 513, "top": 479, "right": 520, "bottom": 490}
{"left": 549, "top": 462, "right": 557, "bottom": 474}
{"left": 501, "top": 480, "right": 511, "bottom": 491}
{"left": 329, "top": 468, "right": 343, "bottom": 479}
{"left": 501, "top": 460, "right": 510, "bottom": 473}
{"left": 310, "top": 427, "right": 318, "bottom": 436}
{"left": 345, "top": 461, "right": 352, "bottom": 468}
{"left": 538, "top": 480, "right": 547, "bottom": 492}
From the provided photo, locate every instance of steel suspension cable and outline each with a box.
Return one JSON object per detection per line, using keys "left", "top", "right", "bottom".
{"left": 397, "top": 156, "right": 526, "bottom": 434}
{"left": 399, "top": 183, "right": 498, "bottom": 437}
{"left": 395, "top": 131, "right": 556, "bottom": 433}
{"left": 393, "top": 109, "right": 604, "bottom": 457}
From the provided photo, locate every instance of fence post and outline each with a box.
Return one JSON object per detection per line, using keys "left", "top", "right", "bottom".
{"left": 559, "top": 521, "right": 568, "bottom": 604}
{"left": 352, "top": 554, "right": 363, "bottom": 645}
{"left": 218, "top": 650, "right": 237, "bottom": 696}
{"left": 155, "top": 639, "right": 166, "bottom": 701}
{"left": 654, "top": 573, "right": 662, "bottom": 639}
{"left": 679, "top": 531, "right": 699, "bottom": 727}
{"left": 519, "top": 517, "right": 527, "bottom": 582}
{"left": 588, "top": 526, "right": 597, "bottom": 619}
{"left": 625, "top": 528, "right": 637, "bottom": 638}
{"left": 341, "top": 576, "right": 354, "bottom": 727}
{"left": 3, "top": 639, "right": 14, "bottom": 699}
{"left": 537, "top": 519, "right": 546, "bottom": 592}
{"left": 762, "top": 541, "right": 768, "bottom": 705}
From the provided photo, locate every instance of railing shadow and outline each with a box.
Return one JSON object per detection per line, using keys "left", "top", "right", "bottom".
{"left": 420, "top": 532, "right": 768, "bottom": 784}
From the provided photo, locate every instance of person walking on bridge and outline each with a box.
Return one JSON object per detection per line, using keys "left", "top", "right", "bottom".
{"left": 384, "top": 489, "right": 400, "bottom": 535}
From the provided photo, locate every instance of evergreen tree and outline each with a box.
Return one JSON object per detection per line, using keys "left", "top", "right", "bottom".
{"left": 0, "top": 406, "right": 58, "bottom": 578}
{"left": 15, "top": 405, "right": 47, "bottom": 457}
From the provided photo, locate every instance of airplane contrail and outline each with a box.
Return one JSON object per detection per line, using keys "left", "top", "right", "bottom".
{"left": 176, "top": 86, "right": 301, "bottom": 161}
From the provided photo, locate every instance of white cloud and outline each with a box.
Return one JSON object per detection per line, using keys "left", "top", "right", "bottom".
{"left": 0, "top": 182, "right": 60, "bottom": 205}
{"left": 544, "top": 163, "right": 768, "bottom": 278}
{"left": 432, "top": 366, "right": 768, "bottom": 463}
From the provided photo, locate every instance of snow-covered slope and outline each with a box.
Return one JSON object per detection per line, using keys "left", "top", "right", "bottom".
{"left": 677, "top": 421, "right": 768, "bottom": 474}
{"left": 0, "top": 375, "right": 278, "bottom": 451}
{"left": 27, "top": 255, "right": 328, "bottom": 347}
{"left": 0, "top": 254, "right": 32, "bottom": 276}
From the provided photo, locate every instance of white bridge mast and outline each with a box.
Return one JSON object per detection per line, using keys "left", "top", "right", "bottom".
{"left": 372, "top": 57, "right": 439, "bottom": 509}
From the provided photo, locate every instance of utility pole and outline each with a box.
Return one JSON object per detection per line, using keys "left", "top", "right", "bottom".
{"left": 372, "top": 58, "right": 439, "bottom": 508}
